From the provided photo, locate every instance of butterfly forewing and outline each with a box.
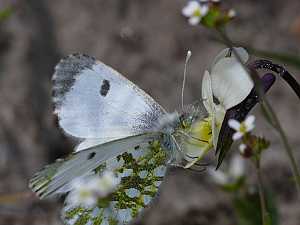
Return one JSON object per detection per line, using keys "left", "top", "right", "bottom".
{"left": 53, "top": 54, "right": 166, "bottom": 148}
{"left": 62, "top": 139, "right": 169, "bottom": 225}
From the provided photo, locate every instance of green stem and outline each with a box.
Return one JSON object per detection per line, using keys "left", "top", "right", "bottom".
{"left": 261, "top": 101, "right": 300, "bottom": 193}
{"left": 254, "top": 158, "right": 269, "bottom": 225}
{"left": 216, "top": 26, "right": 300, "bottom": 193}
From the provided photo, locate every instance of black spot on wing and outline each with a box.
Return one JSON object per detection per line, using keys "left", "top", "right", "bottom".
{"left": 52, "top": 53, "right": 96, "bottom": 110}
{"left": 100, "top": 79, "right": 110, "bottom": 96}
{"left": 87, "top": 152, "right": 96, "bottom": 160}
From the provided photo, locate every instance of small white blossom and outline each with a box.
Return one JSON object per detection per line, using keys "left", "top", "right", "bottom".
{"left": 239, "top": 143, "right": 247, "bottom": 154}
{"left": 229, "top": 154, "right": 245, "bottom": 178}
{"left": 182, "top": 1, "right": 209, "bottom": 26}
{"left": 208, "top": 155, "right": 245, "bottom": 186}
{"left": 67, "top": 171, "right": 120, "bottom": 208}
{"left": 94, "top": 171, "right": 120, "bottom": 197}
{"left": 207, "top": 168, "right": 229, "bottom": 185}
{"left": 228, "top": 9, "right": 236, "bottom": 18}
{"left": 228, "top": 115, "right": 255, "bottom": 140}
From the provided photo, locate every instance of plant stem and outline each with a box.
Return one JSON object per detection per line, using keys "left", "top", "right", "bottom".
{"left": 255, "top": 158, "right": 269, "bottom": 225}
{"left": 216, "top": 27, "right": 300, "bottom": 194}
{"left": 261, "top": 100, "right": 300, "bottom": 193}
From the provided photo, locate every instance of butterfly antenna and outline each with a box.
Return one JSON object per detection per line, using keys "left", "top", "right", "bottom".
{"left": 181, "top": 50, "right": 192, "bottom": 110}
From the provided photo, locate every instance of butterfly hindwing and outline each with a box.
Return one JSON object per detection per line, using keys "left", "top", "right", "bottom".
{"left": 62, "top": 139, "right": 169, "bottom": 225}
{"left": 29, "top": 133, "right": 163, "bottom": 199}
{"left": 53, "top": 54, "right": 166, "bottom": 146}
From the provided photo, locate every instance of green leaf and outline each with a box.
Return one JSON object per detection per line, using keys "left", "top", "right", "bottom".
{"left": 233, "top": 189, "right": 279, "bottom": 225}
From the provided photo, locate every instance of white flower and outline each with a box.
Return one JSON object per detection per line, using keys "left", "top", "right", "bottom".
{"left": 66, "top": 171, "right": 120, "bottom": 208}
{"left": 228, "top": 115, "right": 255, "bottom": 140}
{"left": 94, "top": 171, "right": 120, "bottom": 197}
{"left": 203, "top": 48, "right": 253, "bottom": 146}
{"left": 182, "top": 1, "right": 209, "bottom": 26}
{"left": 239, "top": 143, "right": 247, "bottom": 154}
{"left": 184, "top": 47, "right": 254, "bottom": 166}
{"left": 228, "top": 9, "right": 236, "bottom": 18}
{"left": 208, "top": 154, "right": 245, "bottom": 185}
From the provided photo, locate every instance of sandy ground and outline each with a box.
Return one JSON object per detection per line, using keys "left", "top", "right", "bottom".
{"left": 0, "top": 0, "right": 300, "bottom": 224}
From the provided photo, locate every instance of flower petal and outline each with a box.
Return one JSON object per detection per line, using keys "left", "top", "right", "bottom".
{"left": 244, "top": 115, "right": 255, "bottom": 131}
{"left": 232, "top": 131, "right": 243, "bottom": 140}
{"left": 189, "top": 16, "right": 200, "bottom": 25}
{"left": 212, "top": 105, "right": 225, "bottom": 149}
{"left": 199, "top": 4, "right": 209, "bottom": 16}
{"left": 229, "top": 155, "right": 245, "bottom": 179}
{"left": 207, "top": 168, "right": 229, "bottom": 185}
{"left": 202, "top": 71, "right": 214, "bottom": 114}
{"left": 228, "top": 119, "right": 240, "bottom": 131}
{"left": 216, "top": 73, "right": 276, "bottom": 169}
{"left": 210, "top": 47, "right": 249, "bottom": 70}
{"left": 182, "top": 1, "right": 200, "bottom": 17}
{"left": 239, "top": 143, "right": 247, "bottom": 154}
{"left": 211, "top": 56, "right": 254, "bottom": 109}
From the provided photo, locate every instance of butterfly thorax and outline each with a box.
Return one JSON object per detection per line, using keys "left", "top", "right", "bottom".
{"left": 153, "top": 105, "right": 205, "bottom": 165}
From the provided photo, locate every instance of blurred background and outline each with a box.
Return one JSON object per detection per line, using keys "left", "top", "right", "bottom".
{"left": 0, "top": 0, "right": 300, "bottom": 224}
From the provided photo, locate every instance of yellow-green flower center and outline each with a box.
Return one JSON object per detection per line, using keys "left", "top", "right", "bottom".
{"left": 239, "top": 123, "right": 247, "bottom": 133}
{"left": 193, "top": 9, "right": 201, "bottom": 17}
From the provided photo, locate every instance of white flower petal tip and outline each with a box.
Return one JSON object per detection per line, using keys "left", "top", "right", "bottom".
{"left": 182, "top": 1, "right": 200, "bottom": 17}
{"left": 207, "top": 168, "right": 229, "bottom": 185}
{"left": 228, "top": 119, "right": 241, "bottom": 131}
{"left": 189, "top": 16, "right": 201, "bottom": 26}
{"left": 244, "top": 115, "right": 255, "bottom": 132}
{"left": 232, "top": 132, "right": 243, "bottom": 141}
{"left": 200, "top": 5, "right": 209, "bottom": 16}
{"left": 229, "top": 155, "right": 245, "bottom": 179}
{"left": 228, "top": 9, "right": 236, "bottom": 18}
{"left": 239, "top": 143, "right": 247, "bottom": 154}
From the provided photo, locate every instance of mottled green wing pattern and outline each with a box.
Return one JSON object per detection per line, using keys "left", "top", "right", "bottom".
{"left": 63, "top": 141, "right": 168, "bottom": 225}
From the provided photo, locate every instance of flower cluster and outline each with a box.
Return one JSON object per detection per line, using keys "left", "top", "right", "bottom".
{"left": 228, "top": 115, "right": 255, "bottom": 141}
{"left": 182, "top": 0, "right": 236, "bottom": 27}
{"left": 182, "top": 1, "right": 209, "bottom": 26}
{"left": 228, "top": 115, "right": 270, "bottom": 160}
{"left": 66, "top": 171, "right": 120, "bottom": 208}
{"left": 228, "top": 115, "right": 255, "bottom": 156}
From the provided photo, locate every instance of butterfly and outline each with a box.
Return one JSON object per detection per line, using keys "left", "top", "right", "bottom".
{"left": 29, "top": 53, "right": 206, "bottom": 225}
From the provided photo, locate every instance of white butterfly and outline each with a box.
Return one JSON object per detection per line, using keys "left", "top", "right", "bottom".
{"left": 29, "top": 48, "right": 253, "bottom": 225}
{"left": 30, "top": 53, "right": 205, "bottom": 225}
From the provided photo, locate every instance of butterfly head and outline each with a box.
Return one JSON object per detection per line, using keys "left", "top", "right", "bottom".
{"left": 178, "top": 103, "right": 204, "bottom": 131}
